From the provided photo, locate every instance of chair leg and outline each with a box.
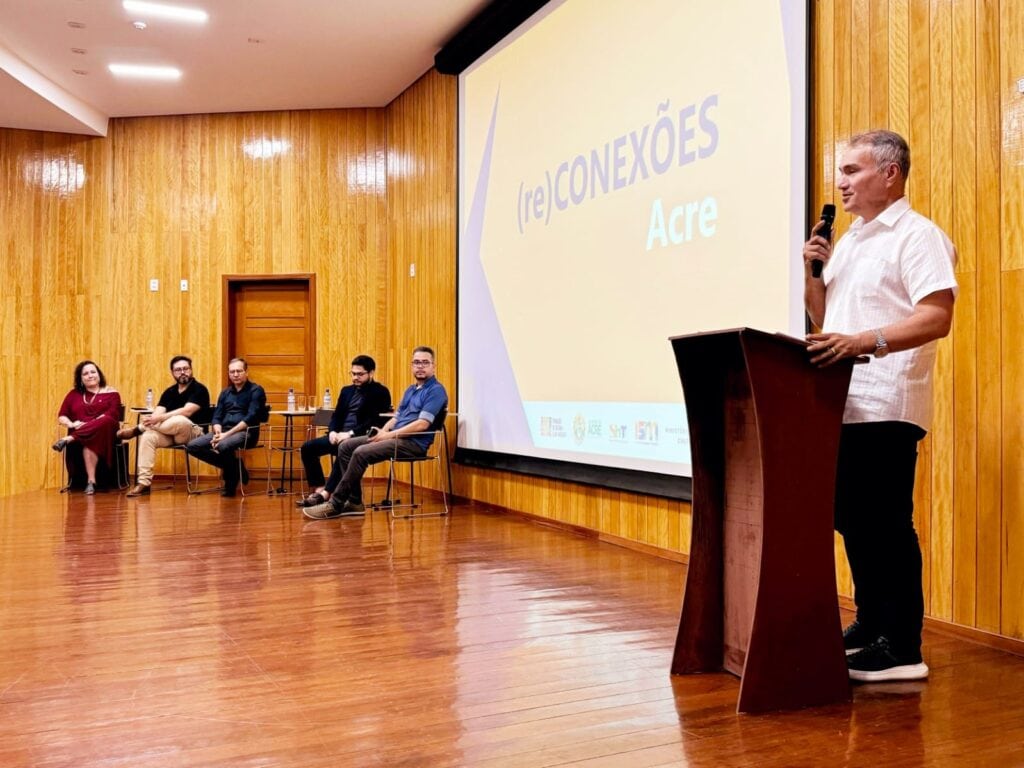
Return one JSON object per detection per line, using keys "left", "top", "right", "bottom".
{"left": 115, "top": 443, "right": 130, "bottom": 490}
{"left": 408, "top": 462, "right": 416, "bottom": 508}
{"left": 182, "top": 448, "right": 223, "bottom": 495}
{"left": 239, "top": 452, "right": 249, "bottom": 497}
{"left": 389, "top": 459, "right": 449, "bottom": 519}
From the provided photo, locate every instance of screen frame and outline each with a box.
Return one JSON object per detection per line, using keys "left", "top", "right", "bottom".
{"left": 451, "top": 0, "right": 814, "bottom": 503}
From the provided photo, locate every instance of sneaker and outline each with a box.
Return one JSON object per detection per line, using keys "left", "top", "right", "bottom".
{"left": 303, "top": 498, "right": 344, "bottom": 520}
{"left": 117, "top": 425, "right": 141, "bottom": 441}
{"left": 295, "top": 492, "right": 327, "bottom": 508}
{"left": 339, "top": 500, "right": 365, "bottom": 516}
{"left": 847, "top": 636, "right": 928, "bottom": 683}
{"left": 126, "top": 484, "right": 151, "bottom": 498}
{"left": 843, "top": 620, "right": 878, "bottom": 656}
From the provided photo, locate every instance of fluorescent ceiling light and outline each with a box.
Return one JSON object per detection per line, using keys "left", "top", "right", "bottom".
{"left": 108, "top": 63, "right": 182, "bottom": 80}
{"left": 122, "top": 1, "right": 208, "bottom": 23}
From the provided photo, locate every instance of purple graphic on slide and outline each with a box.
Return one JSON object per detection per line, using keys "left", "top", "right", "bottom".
{"left": 461, "top": 90, "right": 533, "bottom": 446}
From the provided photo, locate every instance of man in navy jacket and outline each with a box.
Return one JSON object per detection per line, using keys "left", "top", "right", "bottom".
{"left": 295, "top": 354, "right": 391, "bottom": 507}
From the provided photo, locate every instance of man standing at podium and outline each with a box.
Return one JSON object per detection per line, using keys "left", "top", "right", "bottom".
{"left": 802, "top": 130, "right": 957, "bottom": 683}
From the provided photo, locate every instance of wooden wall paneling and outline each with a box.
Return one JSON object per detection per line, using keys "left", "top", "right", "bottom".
{"left": 952, "top": 274, "right": 979, "bottom": 626}
{"left": 1000, "top": 0, "right": 1024, "bottom": 634}
{"left": 833, "top": 0, "right": 852, "bottom": 234}
{"left": 868, "top": 0, "right": 890, "bottom": 126}
{"left": 1002, "top": 0, "right": 1024, "bottom": 271}
{"left": 926, "top": 0, "right": 955, "bottom": 622}
{"left": 677, "top": 498, "right": 691, "bottom": 555}
{"left": 888, "top": 0, "right": 911, "bottom": 142}
{"left": 907, "top": 1, "right": 931, "bottom": 210}
{"left": 907, "top": 0, "right": 935, "bottom": 604}
{"left": 1003, "top": 270, "right": 1024, "bottom": 638}
{"left": 850, "top": 0, "right": 872, "bottom": 129}
{"left": 950, "top": 0, "right": 979, "bottom": 627}
{"left": 975, "top": 0, "right": 1003, "bottom": 634}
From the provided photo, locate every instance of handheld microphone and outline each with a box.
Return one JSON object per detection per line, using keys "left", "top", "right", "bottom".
{"left": 811, "top": 203, "right": 835, "bottom": 278}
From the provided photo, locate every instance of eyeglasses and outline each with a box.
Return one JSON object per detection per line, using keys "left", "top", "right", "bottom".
{"left": 172, "top": 366, "right": 191, "bottom": 373}
{"left": 350, "top": 370, "right": 369, "bottom": 377}
{"left": 411, "top": 359, "right": 433, "bottom": 367}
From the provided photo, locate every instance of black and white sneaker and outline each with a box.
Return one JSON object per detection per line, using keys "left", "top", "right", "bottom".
{"left": 843, "top": 619, "right": 879, "bottom": 656}
{"left": 847, "top": 636, "right": 928, "bottom": 682}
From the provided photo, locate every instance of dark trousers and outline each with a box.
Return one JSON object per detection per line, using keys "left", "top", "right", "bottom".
{"left": 835, "top": 421, "right": 926, "bottom": 655}
{"left": 186, "top": 428, "right": 259, "bottom": 491}
{"left": 300, "top": 434, "right": 336, "bottom": 488}
{"left": 327, "top": 435, "right": 425, "bottom": 504}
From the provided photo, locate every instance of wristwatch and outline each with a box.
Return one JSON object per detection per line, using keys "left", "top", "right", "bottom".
{"left": 873, "top": 329, "right": 889, "bottom": 358}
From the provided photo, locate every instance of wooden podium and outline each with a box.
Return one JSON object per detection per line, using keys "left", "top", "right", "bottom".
{"left": 669, "top": 328, "right": 855, "bottom": 713}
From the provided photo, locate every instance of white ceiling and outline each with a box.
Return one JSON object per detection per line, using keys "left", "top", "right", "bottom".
{"left": 0, "top": 0, "right": 488, "bottom": 136}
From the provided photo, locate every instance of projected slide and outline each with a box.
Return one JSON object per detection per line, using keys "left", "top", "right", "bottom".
{"left": 458, "top": 0, "right": 807, "bottom": 480}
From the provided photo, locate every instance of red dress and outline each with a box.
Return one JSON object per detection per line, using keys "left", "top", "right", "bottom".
{"left": 58, "top": 389, "right": 122, "bottom": 466}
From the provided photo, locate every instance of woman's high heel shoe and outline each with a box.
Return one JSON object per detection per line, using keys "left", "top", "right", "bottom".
{"left": 52, "top": 437, "right": 70, "bottom": 452}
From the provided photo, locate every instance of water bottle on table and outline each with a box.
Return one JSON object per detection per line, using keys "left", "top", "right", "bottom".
{"left": 145, "top": 388, "right": 154, "bottom": 410}
{"left": 323, "top": 388, "right": 331, "bottom": 409}
{"left": 287, "top": 387, "right": 296, "bottom": 412}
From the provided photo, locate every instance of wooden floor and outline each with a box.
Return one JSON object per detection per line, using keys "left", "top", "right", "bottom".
{"left": 2, "top": 486, "right": 1023, "bottom": 767}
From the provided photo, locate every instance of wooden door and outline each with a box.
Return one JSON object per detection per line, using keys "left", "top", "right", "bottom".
{"left": 224, "top": 275, "right": 316, "bottom": 475}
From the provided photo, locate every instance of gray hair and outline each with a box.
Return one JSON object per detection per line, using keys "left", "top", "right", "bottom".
{"left": 848, "top": 130, "right": 910, "bottom": 178}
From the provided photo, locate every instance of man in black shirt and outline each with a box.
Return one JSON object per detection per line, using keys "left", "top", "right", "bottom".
{"left": 120, "top": 355, "right": 212, "bottom": 498}
{"left": 295, "top": 354, "right": 391, "bottom": 507}
{"left": 186, "top": 358, "right": 268, "bottom": 497}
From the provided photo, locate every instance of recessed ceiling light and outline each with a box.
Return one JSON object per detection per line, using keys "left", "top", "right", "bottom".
{"left": 132, "top": 21, "right": 147, "bottom": 30}
{"left": 122, "top": 1, "right": 208, "bottom": 24}
{"left": 108, "top": 63, "right": 182, "bottom": 80}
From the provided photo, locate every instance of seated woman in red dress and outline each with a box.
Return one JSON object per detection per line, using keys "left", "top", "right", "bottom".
{"left": 53, "top": 360, "right": 123, "bottom": 494}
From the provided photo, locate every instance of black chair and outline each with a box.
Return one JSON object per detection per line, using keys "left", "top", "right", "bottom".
{"left": 371, "top": 408, "right": 451, "bottom": 518}
{"left": 178, "top": 405, "right": 270, "bottom": 496}
{"left": 58, "top": 404, "right": 129, "bottom": 492}
{"left": 166, "top": 424, "right": 220, "bottom": 495}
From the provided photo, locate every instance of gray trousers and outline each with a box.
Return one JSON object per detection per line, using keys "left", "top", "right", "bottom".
{"left": 328, "top": 435, "right": 425, "bottom": 503}
{"left": 186, "top": 429, "right": 259, "bottom": 490}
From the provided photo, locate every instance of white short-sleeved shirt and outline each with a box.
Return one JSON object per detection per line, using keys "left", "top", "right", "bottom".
{"left": 823, "top": 197, "right": 958, "bottom": 430}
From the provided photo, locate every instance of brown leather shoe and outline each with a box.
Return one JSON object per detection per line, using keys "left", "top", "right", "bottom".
{"left": 117, "top": 425, "right": 141, "bottom": 441}
{"left": 126, "top": 483, "right": 150, "bottom": 497}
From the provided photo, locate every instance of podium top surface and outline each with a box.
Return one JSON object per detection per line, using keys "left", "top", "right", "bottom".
{"left": 669, "top": 327, "right": 807, "bottom": 348}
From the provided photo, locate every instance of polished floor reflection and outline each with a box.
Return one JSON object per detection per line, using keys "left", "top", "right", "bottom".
{"left": 1, "top": 489, "right": 1022, "bottom": 767}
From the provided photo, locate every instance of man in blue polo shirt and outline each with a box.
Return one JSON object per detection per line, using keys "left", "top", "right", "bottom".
{"left": 304, "top": 346, "right": 448, "bottom": 520}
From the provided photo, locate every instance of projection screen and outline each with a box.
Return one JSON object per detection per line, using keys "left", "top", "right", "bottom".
{"left": 457, "top": 0, "right": 809, "bottom": 496}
